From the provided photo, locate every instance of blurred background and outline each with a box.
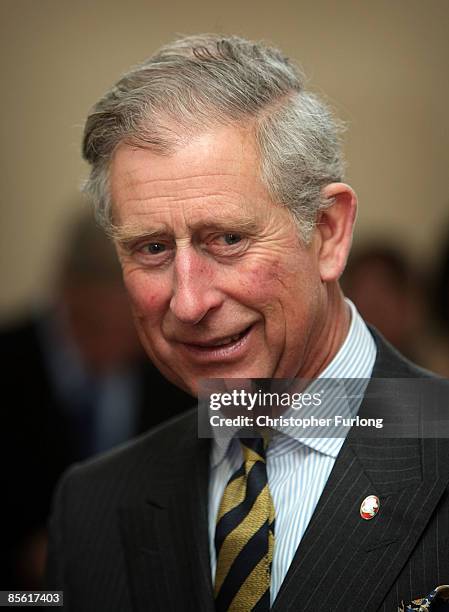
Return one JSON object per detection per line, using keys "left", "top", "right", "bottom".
{"left": 1, "top": 0, "right": 448, "bottom": 591}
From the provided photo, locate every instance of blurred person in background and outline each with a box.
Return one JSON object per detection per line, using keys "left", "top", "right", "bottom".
{"left": 0, "top": 212, "right": 195, "bottom": 589}
{"left": 422, "top": 222, "right": 449, "bottom": 377}
{"left": 341, "top": 244, "right": 426, "bottom": 364}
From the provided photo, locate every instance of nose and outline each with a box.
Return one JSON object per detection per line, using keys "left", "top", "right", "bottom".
{"left": 169, "top": 246, "right": 223, "bottom": 325}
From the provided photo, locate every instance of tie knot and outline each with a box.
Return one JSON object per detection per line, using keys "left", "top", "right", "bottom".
{"left": 239, "top": 436, "right": 267, "bottom": 463}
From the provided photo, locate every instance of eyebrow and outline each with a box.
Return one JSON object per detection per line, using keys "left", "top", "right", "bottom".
{"left": 110, "top": 224, "right": 169, "bottom": 244}
{"left": 111, "top": 216, "right": 260, "bottom": 245}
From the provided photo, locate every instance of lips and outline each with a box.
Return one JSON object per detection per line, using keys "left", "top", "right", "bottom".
{"left": 176, "top": 325, "right": 253, "bottom": 361}
{"left": 187, "top": 328, "right": 249, "bottom": 349}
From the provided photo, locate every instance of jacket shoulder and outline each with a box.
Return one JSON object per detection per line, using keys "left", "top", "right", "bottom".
{"left": 58, "top": 407, "right": 198, "bottom": 497}
{"left": 369, "top": 326, "right": 443, "bottom": 380}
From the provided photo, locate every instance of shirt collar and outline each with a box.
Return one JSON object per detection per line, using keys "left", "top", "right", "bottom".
{"left": 211, "top": 299, "right": 377, "bottom": 466}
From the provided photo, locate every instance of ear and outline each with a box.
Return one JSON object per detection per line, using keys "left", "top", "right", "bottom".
{"left": 315, "top": 183, "right": 357, "bottom": 282}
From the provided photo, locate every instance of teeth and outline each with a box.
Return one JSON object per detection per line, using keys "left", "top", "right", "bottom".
{"left": 213, "top": 332, "right": 242, "bottom": 347}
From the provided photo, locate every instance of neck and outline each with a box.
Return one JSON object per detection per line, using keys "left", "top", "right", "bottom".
{"left": 298, "top": 283, "right": 350, "bottom": 379}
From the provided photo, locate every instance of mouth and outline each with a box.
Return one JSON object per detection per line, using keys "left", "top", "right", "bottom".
{"left": 178, "top": 325, "right": 253, "bottom": 361}
{"left": 188, "top": 327, "right": 250, "bottom": 348}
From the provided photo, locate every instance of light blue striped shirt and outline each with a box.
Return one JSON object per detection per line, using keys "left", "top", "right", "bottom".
{"left": 208, "top": 299, "right": 377, "bottom": 603}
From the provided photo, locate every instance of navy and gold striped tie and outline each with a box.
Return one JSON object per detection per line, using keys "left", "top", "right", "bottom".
{"left": 214, "top": 436, "right": 275, "bottom": 611}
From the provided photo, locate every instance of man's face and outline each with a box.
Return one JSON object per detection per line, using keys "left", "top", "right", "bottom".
{"left": 110, "top": 125, "right": 329, "bottom": 395}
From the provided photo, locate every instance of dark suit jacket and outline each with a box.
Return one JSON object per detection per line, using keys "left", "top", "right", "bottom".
{"left": 46, "top": 330, "right": 449, "bottom": 611}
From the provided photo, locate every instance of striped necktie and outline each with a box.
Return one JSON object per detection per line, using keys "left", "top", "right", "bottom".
{"left": 214, "top": 435, "right": 275, "bottom": 611}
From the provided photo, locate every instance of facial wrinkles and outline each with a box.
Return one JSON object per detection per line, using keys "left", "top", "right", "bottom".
{"left": 110, "top": 130, "right": 337, "bottom": 391}
{"left": 117, "top": 183, "right": 312, "bottom": 322}
{"left": 112, "top": 138, "right": 268, "bottom": 225}
{"left": 117, "top": 148, "right": 258, "bottom": 195}
{"left": 115, "top": 191, "right": 254, "bottom": 242}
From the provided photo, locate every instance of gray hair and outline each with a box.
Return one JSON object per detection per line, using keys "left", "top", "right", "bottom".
{"left": 82, "top": 34, "right": 345, "bottom": 241}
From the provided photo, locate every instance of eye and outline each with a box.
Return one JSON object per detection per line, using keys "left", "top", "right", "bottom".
{"left": 223, "top": 233, "right": 242, "bottom": 245}
{"left": 144, "top": 242, "right": 166, "bottom": 254}
{"left": 203, "top": 231, "right": 248, "bottom": 259}
{"left": 127, "top": 239, "right": 172, "bottom": 267}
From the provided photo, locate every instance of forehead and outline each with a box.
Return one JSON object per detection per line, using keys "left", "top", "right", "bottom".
{"left": 112, "top": 124, "right": 260, "bottom": 181}
{"left": 109, "top": 125, "right": 275, "bottom": 228}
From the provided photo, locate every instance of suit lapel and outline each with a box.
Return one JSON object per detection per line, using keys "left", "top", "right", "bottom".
{"left": 272, "top": 437, "right": 449, "bottom": 612}
{"left": 272, "top": 333, "right": 449, "bottom": 612}
{"left": 119, "top": 417, "right": 214, "bottom": 612}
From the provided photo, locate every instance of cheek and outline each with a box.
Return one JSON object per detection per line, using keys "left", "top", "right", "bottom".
{"left": 123, "top": 271, "right": 169, "bottom": 321}
{"left": 238, "top": 258, "right": 302, "bottom": 305}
